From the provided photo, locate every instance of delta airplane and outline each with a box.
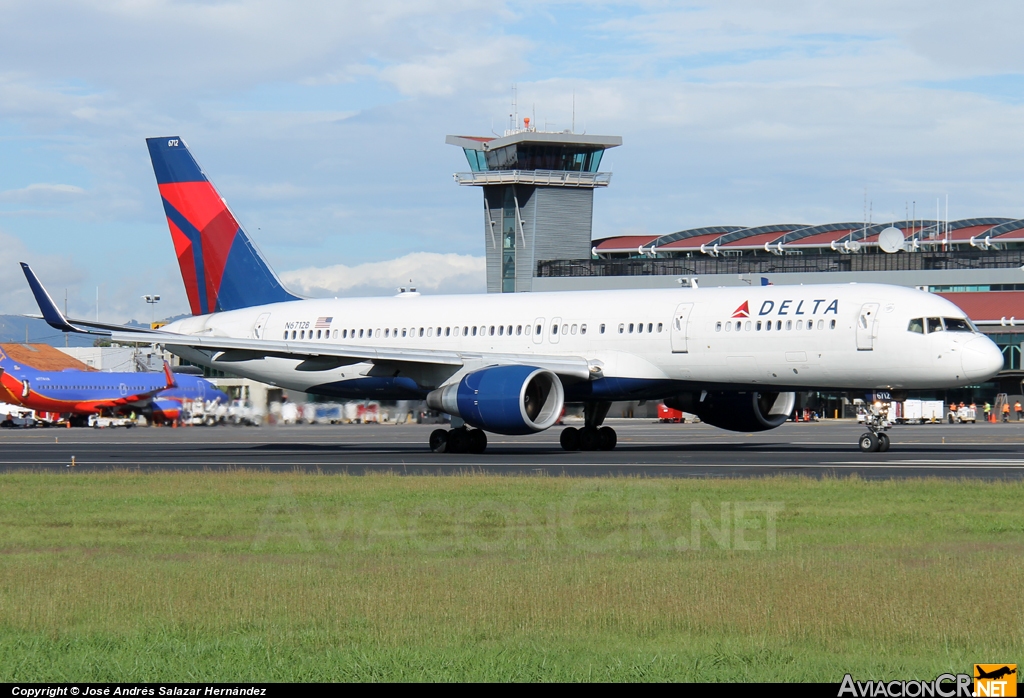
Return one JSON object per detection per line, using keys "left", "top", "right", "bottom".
{"left": 23, "top": 137, "right": 1004, "bottom": 452}
{"left": 0, "top": 347, "right": 228, "bottom": 426}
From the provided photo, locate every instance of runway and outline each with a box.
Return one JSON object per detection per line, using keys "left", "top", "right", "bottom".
{"left": 2, "top": 418, "right": 1023, "bottom": 478}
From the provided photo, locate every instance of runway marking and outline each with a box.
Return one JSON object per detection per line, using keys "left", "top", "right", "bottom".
{"left": 5, "top": 460, "right": 1024, "bottom": 470}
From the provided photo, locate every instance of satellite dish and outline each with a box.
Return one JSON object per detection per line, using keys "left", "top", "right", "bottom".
{"left": 846, "top": 240, "right": 862, "bottom": 253}
{"left": 878, "top": 226, "right": 905, "bottom": 254}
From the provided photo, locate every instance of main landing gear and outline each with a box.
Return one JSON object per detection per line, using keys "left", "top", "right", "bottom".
{"left": 429, "top": 426, "right": 487, "bottom": 454}
{"left": 560, "top": 401, "right": 617, "bottom": 451}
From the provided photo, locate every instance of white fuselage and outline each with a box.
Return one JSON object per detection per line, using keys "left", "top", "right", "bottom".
{"left": 162, "top": 283, "right": 1003, "bottom": 398}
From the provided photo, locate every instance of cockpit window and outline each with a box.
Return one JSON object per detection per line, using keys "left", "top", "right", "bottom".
{"left": 943, "top": 317, "right": 972, "bottom": 332}
{"left": 926, "top": 317, "right": 943, "bottom": 333}
{"left": 907, "top": 318, "right": 924, "bottom": 334}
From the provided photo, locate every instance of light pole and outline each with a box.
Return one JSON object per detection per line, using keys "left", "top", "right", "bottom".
{"left": 142, "top": 294, "right": 161, "bottom": 327}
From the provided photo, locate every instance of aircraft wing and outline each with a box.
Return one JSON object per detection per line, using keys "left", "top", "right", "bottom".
{"left": 20, "top": 262, "right": 592, "bottom": 381}
{"left": 107, "top": 329, "right": 594, "bottom": 380}
{"left": 70, "top": 361, "right": 179, "bottom": 410}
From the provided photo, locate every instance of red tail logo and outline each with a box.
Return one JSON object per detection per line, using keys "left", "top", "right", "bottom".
{"left": 731, "top": 301, "right": 750, "bottom": 318}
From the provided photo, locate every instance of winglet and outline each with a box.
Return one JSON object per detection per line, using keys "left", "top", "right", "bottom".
{"left": 163, "top": 360, "right": 178, "bottom": 389}
{"left": 19, "top": 263, "right": 85, "bottom": 333}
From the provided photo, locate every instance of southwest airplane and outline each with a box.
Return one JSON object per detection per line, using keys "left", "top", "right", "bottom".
{"left": 0, "top": 346, "right": 228, "bottom": 426}
{"left": 22, "top": 137, "right": 1004, "bottom": 452}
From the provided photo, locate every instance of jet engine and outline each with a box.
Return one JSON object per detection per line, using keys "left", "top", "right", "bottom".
{"left": 665, "top": 391, "right": 795, "bottom": 432}
{"left": 426, "top": 365, "right": 564, "bottom": 435}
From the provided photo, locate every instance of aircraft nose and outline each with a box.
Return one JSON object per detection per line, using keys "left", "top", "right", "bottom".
{"left": 961, "top": 336, "right": 1004, "bottom": 381}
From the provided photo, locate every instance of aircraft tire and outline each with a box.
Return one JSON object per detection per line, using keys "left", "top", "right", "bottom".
{"left": 560, "top": 427, "right": 580, "bottom": 451}
{"left": 877, "top": 432, "right": 890, "bottom": 452}
{"left": 429, "top": 428, "right": 448, "bottom": 453}
{"left": 579, "top": 427, "right": 600, "bottom": 451}
{"left": 598, "top": 426, "right": 617, "bottom": 451}
{"left": 447, "top": 428, "right": 468, "bottom": 454}
{"left": 468, "top": 429, "right": 487, "bottom": 454}
{"left": 859, "top": 432, "right": 879, "bottom": 453}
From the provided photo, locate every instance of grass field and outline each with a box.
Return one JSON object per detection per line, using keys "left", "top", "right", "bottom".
{"left": 0, "top": 471, "right": 1020, "bottom": 681}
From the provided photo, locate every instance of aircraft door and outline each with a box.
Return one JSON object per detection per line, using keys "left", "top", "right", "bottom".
{"left": 532, "top": 317, "right": 545, "bottom": 344}
{"left": 252, "top": 312, "right": 271, "bottom": 339}
{"left": 21, "top": 380, "right": 29, "bottom": 399}
{"left": 856, "top": 303, "right": 879, "bottom": 351}
{"left": 550, "top": 317, "right": 562, "bottom": 344}
{"left": 671, "top": 303, "right": 694, "bottom": 353}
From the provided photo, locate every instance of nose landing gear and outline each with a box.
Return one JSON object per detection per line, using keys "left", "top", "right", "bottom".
{"left": 560, "top": 401, "right": 617, "bottom": 451}
{"left": 858, "top": 407, "right": 892, "bottom": 453}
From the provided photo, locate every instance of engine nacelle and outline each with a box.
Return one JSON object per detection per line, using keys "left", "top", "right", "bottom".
{"left": 426, "top": 365, "right": 564, "bottom": 435}
{"left": 665, "top": 391, "right": 795, "bottom": 432}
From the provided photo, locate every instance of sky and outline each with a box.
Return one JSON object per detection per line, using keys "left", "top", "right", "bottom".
{"left": 1, "top": 0, "right": 1023, "bottom": 322}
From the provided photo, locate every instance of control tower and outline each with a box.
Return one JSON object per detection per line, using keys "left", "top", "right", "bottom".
{"left": 447, "top": 125, "right": 621, "bottom": 292}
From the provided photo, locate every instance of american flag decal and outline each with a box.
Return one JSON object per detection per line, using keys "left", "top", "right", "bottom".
{"left": 315, "top": 317, "right": 333, "bottom": 329}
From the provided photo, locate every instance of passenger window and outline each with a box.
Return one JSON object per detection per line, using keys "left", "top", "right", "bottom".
{"left": 508, "top": 325, "right": 513, "bottom": 335}
{"left": 300, "top": 330, "right": 305, "bottom": 339}
{"left": 628, "top": 323, "right": 634, "bottom": 333}
{"left": 490, "top": 326, "right": 496, "bottom": 336}
{"left": 725, "top": 322, "right": 732, "bottom": 332}
{"left": 796, "top": 320, "right": 803, "bottom": 331}
{"left": 452, "top": 327, "right": 458, "bottom": 337}
{"left": 647, "top": 323, "right": 653, "bottom": 333}
{"left": 785, "top": 320, "right": 792, "bottom": 331}
{"left": 944, "top": 318, "right": 972, "bottom": 332}
{"left": 907, "top": 318, "right": 924, "bottom": 334}
{"left": 817, "top": 320, "right": 824, "bottom": 330}
{"left": 756, "top": 321, "right": 762, "bottom": 331}
{"left": 427, "top": 327, "right": 433, "bottom": 337}
{"left": 830, "top": 319, "right": 836, "bottom": 329}
{"left": 436, "top": 327, "right": 442, "bottom": 336}
{"left": 384, "top": 329, "right": 389, "bottom": 338}
{"left": 517, "top": 325, "right": 523, "bottom": 335}
{"left": 581, "top": 324, "right": 587, "bottom": 335}
{"left": 283, "top": 331, "right": 287, "bottom": 340}
{"left": 561, "top": 324, "right": 568, "bottom": 335}
{"left": 551, "top": 324, "right": 558, "bottom": 335}
{"left": 498, "top": 326, "right": 504, "bottom": 336}
{"left": 765, "top": 321, "right": 771, "bottom": 331}
{"left": 536, "top": 324, "right": 542, "bottom": 334}
{"left": 618, "top": 323, "right": 624, "bottom": 334}
{"left": 927, "top": 317, "right": 943, "bottom": 333}
{"left": 637, "top": 323, "right": 643, "bottom": 334}
{"left": 402, "top": 329, "right": 407, "bottom": 337}
{"left": 445, "top": 327, "right": 450, "bottom": 336}
{"left": 715, "top": 322, "right": 722, "bottom": 332}
{"left": 776, "top": 320, "right": 782, "bottom": 330}
{"left": 525, "top": 325, "right": 531, "bottom": 335}
{"left": 657, "top": 323, "right": 663, "bottom": 332}
{"left": 318, "top": 330, "right": 324, "bottom": 339}
{"left": 359, "top": 329, "right": 364, "bottom": 338}
{"left": 333, "top": 330, "right": 338, "bottom": 339}
{"left": 744, "top": 321, "right": 751, "bottom": 331}
{"left": 472, "top": 326, "right": 477, "bottom": 336}
{"left": 600, "top": 324, "right": 606, "bottom": 334}
{"left": 419, "top": 328, "right": 424, "bottom": 337}
{"left": 375, "top": 329, "right": 381, "bottom": 338}
{"left": 463, "top": 326, "right": 468, "bottom": 335}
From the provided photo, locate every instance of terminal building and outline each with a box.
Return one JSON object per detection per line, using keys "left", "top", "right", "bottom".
{"left": 448, "top": 125, "right": 1024, "bottom": 406}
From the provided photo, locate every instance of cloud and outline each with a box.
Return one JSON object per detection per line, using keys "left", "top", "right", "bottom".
{"left": 378, "top": 37, "right": 531, "bottom": 96}
{"left": 0, "top": 183, "right": 85, "bottom": 201}
{"left": 280, "top": 252, "right": 485, "bottom": 297}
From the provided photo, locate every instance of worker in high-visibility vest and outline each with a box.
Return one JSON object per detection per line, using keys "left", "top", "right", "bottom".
{"left": 1016, "top": 401, "right": 1023, "bottom": 420}
{"left": 1003, "top": 402, "right": 1011, "bottom": 422}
